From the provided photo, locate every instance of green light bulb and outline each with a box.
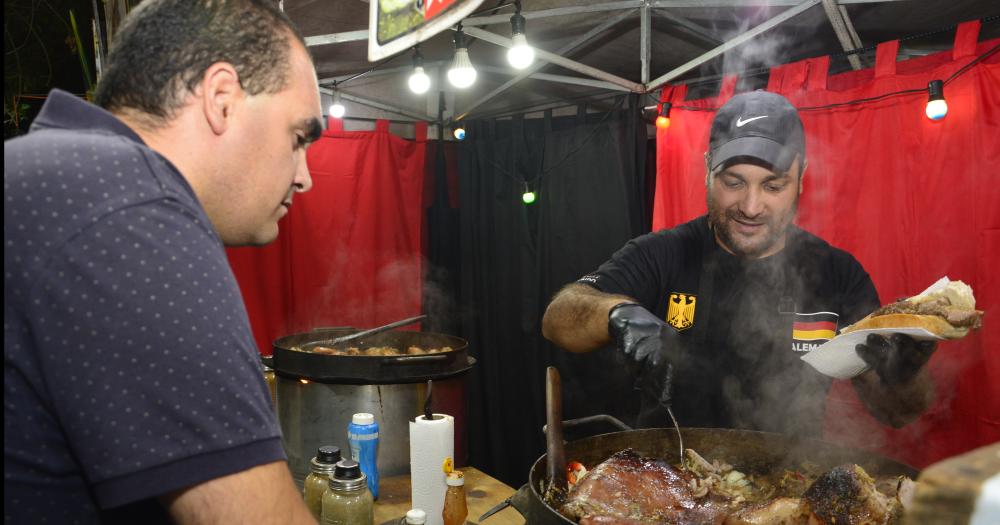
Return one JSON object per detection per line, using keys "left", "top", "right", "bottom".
{"left": 522, "top": 191, "right": 536, "bottom": 204}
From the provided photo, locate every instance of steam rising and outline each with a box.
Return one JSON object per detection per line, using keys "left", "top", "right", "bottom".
{"left": 690, "top": 7, "right": 796, "bottom": 93}
{"left": 290, "top": 254, "right": 424, "bottom": 332}
{"left": 287, "top": 253, "right": 462, "bottom": 337}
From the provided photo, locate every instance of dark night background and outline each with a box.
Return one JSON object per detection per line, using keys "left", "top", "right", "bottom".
{"left": 4, "top": 0, "right": 100, "bottom": 138}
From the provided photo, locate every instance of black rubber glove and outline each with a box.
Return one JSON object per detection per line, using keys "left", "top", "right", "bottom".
{"left": 855, "top": 333, "right": 936, "bottom": 386}
{"left": 608, "top": 303, "right": 673, "bottom": 367}
{"left": 608, "top": 303, "right": 675, "bottom": 407}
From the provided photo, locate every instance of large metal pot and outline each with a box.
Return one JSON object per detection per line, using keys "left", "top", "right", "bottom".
{"left": 503, "top": 426, "right": 918, "bottom": 524}
{"left": 272, "top": 328, "right": 474, "bottom": 487}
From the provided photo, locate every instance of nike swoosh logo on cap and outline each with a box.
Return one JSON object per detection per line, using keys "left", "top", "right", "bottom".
{"left": 736, "top": 115, "right": 768, "bottom": 127}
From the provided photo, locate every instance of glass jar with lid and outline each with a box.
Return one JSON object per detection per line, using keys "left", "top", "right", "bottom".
{"left": 321, "top": 459, "right": 373, "bottom": 525}
{"left": 303, "top": 445, "right": 341, "bottom": 520}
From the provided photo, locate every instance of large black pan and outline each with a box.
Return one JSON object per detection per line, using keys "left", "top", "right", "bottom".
{"left": 503, "top": 427, "right": 918, "bottom": 524}
{"left": 272, "top": 328, "right": 473, "bottom": 384}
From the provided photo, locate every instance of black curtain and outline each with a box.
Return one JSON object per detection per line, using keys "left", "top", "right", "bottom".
{"left": 423, "top": 139, "right": 461, "bottom": 337}
{"left": 439, "top": 95, "right": 651, "bottom": 487}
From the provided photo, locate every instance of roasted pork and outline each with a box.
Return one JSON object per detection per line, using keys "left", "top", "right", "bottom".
{"left": 561, "top": 449, "right": 729, "bottom": 524}
{"left": 561, "top": 450, "right": 910, "bottom": 525}
{"left": 723, "top": 498, "right": 807, "bottom": 525}
{"left": 802, "top": 464, "right": 897, "bottom": 525}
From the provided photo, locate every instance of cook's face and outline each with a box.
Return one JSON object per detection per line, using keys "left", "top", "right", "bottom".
{"left": 225, "top": 39, "right": 323, "bottom": 246}
{"left": 707, "top": 158, "right": 802, "bottom": 259}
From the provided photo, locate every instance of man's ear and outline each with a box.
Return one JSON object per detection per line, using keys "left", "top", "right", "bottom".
{"left": 199, "top": 62, "right": 242, "bottom": 136}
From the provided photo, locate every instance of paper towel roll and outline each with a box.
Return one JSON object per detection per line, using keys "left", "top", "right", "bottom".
{"left": 410, "top": 414, "right": 454, "bottom": 525}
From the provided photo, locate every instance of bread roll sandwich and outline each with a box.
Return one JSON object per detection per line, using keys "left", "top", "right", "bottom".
{"left": 843, "top": 280, "right": 983, "bottom": 339}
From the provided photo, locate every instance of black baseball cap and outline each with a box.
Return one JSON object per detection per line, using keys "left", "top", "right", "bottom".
{"left": 708, "top": 90, "right": 805, "bottom": 174}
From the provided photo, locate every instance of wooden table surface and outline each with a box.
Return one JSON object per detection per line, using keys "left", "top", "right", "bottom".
{"left": 374, "top": 467, "right": 525, "bottom": 525}
{"left": 905, "top": 442, "right": 1000, "bottom": 525}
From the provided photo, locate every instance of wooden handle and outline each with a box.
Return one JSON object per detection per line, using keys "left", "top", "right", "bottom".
{"left": 545, "top": 366, "right": 567, "bottom": 493}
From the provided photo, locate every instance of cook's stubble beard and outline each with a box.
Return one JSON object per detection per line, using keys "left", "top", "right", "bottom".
{"left": 706, "top": 192, "right": 798, "bottom": 259}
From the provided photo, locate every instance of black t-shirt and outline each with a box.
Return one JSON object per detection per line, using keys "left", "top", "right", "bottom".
{"left": 580, "top": 215, "right": 879, "bottom": 437}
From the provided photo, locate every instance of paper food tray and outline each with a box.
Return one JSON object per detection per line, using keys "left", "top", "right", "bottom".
{"left": 801, "top": 327, "right": 943, "bottom": 379}
{"left": 801, "top": 276, "right": 955, "bottom": 379}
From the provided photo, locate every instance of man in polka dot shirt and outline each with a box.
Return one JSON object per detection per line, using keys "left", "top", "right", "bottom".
{"left": 4, "top": 0, "right": 323, "bottom": 523}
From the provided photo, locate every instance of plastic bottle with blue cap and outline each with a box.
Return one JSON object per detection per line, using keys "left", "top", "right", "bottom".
{"left": 348, "top": 412, "right": 380, "bottom": 499}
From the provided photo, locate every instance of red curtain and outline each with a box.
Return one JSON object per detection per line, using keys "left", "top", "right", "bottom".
{"left": 655, "top": 21, "right": 1000, "bottom": 468}
{"left": 227, "top": 118, "right": 428, "bottom": 354}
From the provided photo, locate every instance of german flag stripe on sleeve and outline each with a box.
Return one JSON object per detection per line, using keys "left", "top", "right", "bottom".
{"left": 792, "top": 329, "right": 837, "bottom": 340}
{"left": 792, "top": 321, "right": 837, "bottom": 331}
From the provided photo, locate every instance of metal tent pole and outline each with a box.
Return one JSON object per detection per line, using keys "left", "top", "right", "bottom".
{"left": 645, "top": 0, "right": 820, "bottom": 92}
{"left": 454, "top": 8, "right": 637, "bottom": 121}
{"left": 463, "top": 26, "right": 644, "bottom": 92}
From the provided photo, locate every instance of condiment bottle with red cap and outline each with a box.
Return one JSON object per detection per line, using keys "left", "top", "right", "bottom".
{"left": 442, "top": 471, "right": 467, "bottom": 525}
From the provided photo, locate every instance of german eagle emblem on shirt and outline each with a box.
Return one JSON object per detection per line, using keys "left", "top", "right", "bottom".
{"left": 666, "top": 292, "right": 696, "bottom": 331}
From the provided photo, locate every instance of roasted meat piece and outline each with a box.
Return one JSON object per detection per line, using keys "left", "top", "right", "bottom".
{"left": 723, "top": 498, "right": 806, "bottom": 525}
{"left": 560, "top": 449, "right": 729, "bottom": 525}
{"left": 579, "top": 517, "right": 648, "bottom": 525}
{"left": 803, "top": 464, "right": 895, "bottom": 525}
{"left": 871, "top": 297, "right": 983, "bottom": 328}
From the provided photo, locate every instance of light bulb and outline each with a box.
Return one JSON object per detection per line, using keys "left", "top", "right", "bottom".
{"left": 925, "top": 99, "right": 947, "bottom": 120}
{"left": 329, "top": 91, "right": 345, "bottom": 118}
{"left": 448, "top": 48, "right": 477, "bottom": 88}
{"left": 408, "top": 66, "right": 430, "bottom": 94}
{"left": 453, "top": 127, "right": 466, "bottom": 140}
{"left": 655, "top": 103, "right": 672, "bottom": 129}
{"left": 925, "top": 79, "right": 947, "bottom": 121}
{"left": 507, "top": 33, "right": 535, "bottom": 69}
{"left": 522, "top": 190, "right": 536, "bottom": 204}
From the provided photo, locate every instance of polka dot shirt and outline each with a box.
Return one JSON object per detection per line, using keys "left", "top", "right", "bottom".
{"left": 4, "top": 90, "right": 285, "bottom": 524}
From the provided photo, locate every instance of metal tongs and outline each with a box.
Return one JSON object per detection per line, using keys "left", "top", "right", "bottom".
{"left": 662, "top": 366, "right": 685, "bottom": 469}
{"left": 667, "top": 405, "right": 685, "bottom": 470}
{"left": 310, "top": 314, "right": 426, "bottom": 348}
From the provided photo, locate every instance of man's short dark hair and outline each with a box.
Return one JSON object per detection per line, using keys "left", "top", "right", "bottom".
{"left": 93, "top": 0, "right": 306, "bottom": 123}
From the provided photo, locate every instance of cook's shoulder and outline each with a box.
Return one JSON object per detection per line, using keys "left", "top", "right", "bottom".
{"left": 794, "top": 228, "right": 865, "bottom": 267}
{"left": 793, "top": 227, "right": 874, "bottom": 300}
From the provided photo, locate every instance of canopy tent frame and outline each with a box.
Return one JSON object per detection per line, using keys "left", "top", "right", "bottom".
{"left": 302, "top": 0, "right": 965, "bottom": 122}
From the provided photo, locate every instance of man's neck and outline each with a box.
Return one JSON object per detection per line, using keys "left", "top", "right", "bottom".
{"left": 114, "top": 110, "right": 210, "bottom": 205}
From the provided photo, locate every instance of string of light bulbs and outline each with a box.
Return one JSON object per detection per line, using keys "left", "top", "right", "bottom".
{"left": 328, "top": 1, "right": 536, "bottom": 118}
{"left": 327, "top": 9, "right": 994, "bottom": 123}
{"left": 654, "top": 41, "right": 998, "bottom": 129}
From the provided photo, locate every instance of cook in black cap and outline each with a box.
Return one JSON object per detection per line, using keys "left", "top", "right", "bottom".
{"left": 703, "top": 90, "right": 807, "bottom": 259}
{"left": 542, "top": 89, "right": 938, "bottom": 435}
